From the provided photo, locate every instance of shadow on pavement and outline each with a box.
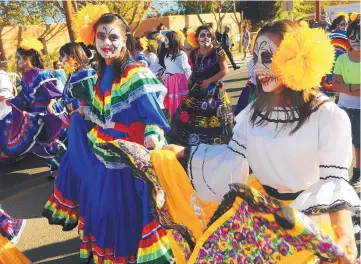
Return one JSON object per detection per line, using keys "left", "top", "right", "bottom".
{"left": 23, "top": 237, "right": 80, "bottom": 264}
{"left": 0, "top": 154, "right": 48, "bottom": 174}
{"left": 226, "top": 87, "right": 243, "bottom": 93}
{"left": 223, "top": 77, "right": 249, "bottom": 83}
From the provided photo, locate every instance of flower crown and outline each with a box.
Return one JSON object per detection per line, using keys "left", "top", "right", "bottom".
{"left": 350, "top": 12, "right": 360, "bottom": 22}
{"left": 74, "top": 3, "right": 109, "bottom": 46}
{"left": 271, "top": 27, "right": 335, "bottom": 91}
{"left": 19, "top": 38, "right": 44, "bottom": 53}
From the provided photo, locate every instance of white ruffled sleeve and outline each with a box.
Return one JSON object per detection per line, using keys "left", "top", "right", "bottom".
{"left": 291, "top": 103, "right": 361, "bottom": 215}
{"left": 186, "top": 106, "right": 250, "bottom": 203}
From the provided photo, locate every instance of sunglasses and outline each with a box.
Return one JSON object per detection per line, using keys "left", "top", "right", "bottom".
{"left": 199, "top": 32, "right": 211, "bottom": 38}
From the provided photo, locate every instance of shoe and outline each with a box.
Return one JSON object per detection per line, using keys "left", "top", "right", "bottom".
{"left": 233, "top": 66, "right": 240, "bottom": 70}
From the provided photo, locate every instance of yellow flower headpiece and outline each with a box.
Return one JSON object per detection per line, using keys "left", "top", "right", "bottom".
{"left": 139, "top": 36, "right": 149, "bottom": 52}
{"left": 335, "top": 12, "right": 349, "bottom": 21}
{"left": 176, "top": 30, "right": 185, "bottom": 46}
{"left": 186, "top": 29, "right": 198, "bottom": 48}
{"left": 271, "top": 27, "right": 335, "bottom": 91}
{"left": 64, "top": 57, "right": 78, "bottom": 75}
{"left": 74, "top": 4, "right": 109, "bottom": 46}
{"left": 299, "top": 20, "right": 309, "bottom": 28}
{"left": 19, "top": 38, "right": 44, "bottom": 53}
{"left": 350, "top": 12, "right": 360, "bottom": 22}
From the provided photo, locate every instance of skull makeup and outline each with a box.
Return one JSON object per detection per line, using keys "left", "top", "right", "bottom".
{"left": 16, "top": 52, "right": 25, "bottom": 71}
{"left": 95, "top": 24, "right": 125, "bottom": 59}
{"left": 349, "top": 30, "right": 360, "bottom": 51}
{"left": 60, "top": 53, "right": 69, "bottom": 64}
{"left": 164, "top": 36, "right": 169, "bottom": 48}
{"left": 253, "top": 35, "right": 283, "bottom": 93}
{"left": 198, "top": 29, "right": 212, "bottom": 48}
{"left": 337, "top": 19, "right": 347, "bottom": 31}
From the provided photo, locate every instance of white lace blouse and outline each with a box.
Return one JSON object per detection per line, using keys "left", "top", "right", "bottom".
{"left": 187, "top": 96, "right": 361, "bottom": 215}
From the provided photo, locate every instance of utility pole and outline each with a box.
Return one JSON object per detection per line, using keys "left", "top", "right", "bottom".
{"left": 316, "top": 0, "right": 320, "bottom": 21}
{"left": 64, "top": 0, "right": 76, "bottom": 42}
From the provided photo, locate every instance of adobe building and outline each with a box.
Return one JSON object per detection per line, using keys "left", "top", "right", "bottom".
{"left": 0, "top": 12, "right": 241, "bottom": 61}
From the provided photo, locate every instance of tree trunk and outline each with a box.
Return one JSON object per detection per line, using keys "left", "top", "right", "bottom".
{"left": 64, "top": 0, "right": 76, "bottom": 42}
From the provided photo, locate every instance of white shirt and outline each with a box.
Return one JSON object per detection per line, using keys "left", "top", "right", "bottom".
{"left": 188, "top": 96, "right": 360, "bottom": 215}
{"left": 164, "top": 51, "right": 192, "bottom": 79}
{"left": 0, "top": 70, "right": 14, "bottom": 119}
{"left": 147, "top": 52, "right": 163, "bottom": 75}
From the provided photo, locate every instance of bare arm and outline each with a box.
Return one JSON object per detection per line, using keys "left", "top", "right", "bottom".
{"left": 332, "top": 74, "right": 360, "bottom": 96}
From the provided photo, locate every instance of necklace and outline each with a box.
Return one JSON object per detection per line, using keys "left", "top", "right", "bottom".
{"left": 195, "top": 48, "right": 212, "bottom": 71}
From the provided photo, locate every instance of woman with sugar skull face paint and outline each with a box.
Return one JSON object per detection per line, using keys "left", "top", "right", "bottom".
{"left": 167, "top": 25, "right": 234, "bottom": 147}
{"left": 0, "top": 38, "right": 66, "bottom": 166}
{"left": 43, "top": 6, "right": 173, "bottom": 264}
{"left": 163, "top": 30, "right": 191, "bottom": 116}
{"left": 161, "top": 20, "right": 360, "bottom": 263}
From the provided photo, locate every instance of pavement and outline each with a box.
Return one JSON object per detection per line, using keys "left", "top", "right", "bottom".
{"left": 0, "top": 56, "right": 251, "bottom": 264}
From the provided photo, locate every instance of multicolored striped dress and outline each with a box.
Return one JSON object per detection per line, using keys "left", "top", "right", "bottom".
{"left": 49, "top": 67, "right": 96, "bottom": 173}
{"left": 0, "top": 68, "right": 66, "bottom": 158}
{"left": 43, "top": 60, "right": 174, "bottom": 263}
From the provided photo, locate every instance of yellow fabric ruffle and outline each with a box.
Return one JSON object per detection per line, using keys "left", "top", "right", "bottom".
{"left": 0, "top": 235, "right": 31, "bottom": 264}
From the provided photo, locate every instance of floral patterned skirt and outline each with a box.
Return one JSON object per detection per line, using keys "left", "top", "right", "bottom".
{"left": 166, "top": 82, "right": 234, "bottom": 147}
{"left": 95, "top": 139, "right": 347, "bottom": 264}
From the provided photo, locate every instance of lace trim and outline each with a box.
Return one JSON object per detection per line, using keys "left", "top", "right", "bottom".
{"left": 319, "top": 165, "right": 348, "bottom": 170}
{"left": 257, "top": 98, "right": 331, "bottom": 123}
{"left": 167, "top": 91, "right": 188, "bottom": 98}
{"left": 108, "top": 84, "right": 167, "bottom": 122}
{"left": 94, "top": 153, "right": 129, "bottom": 170}
{"left": 189, "top": 145, "right": 199, "bottom": 191}
{"left": 68, "top": 75, "right": 96, "bottom": 98}
{"left": 230, "top": 138, "right": 246, "bottom": 150}
{"left": 301, "top": 199, "right": 361, "bottom": 215}
{"left": 319, "top": 175, "right": 350, "bottom": 184}
{"left": 28, "top": 78, "right": 60, "bottom": 104}
{"left": 227, "top": 146, "right": 246, "bottom": 158}
{"left": 201, "top": 146, "right": 216, "bottom": 195}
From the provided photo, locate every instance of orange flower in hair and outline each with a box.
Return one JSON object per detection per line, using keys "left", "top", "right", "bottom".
{"left": 186, "top": 29, "right": 198, "bottom": 48}
{"left": 64, "top": 57, "right": 78, "bottom": 75}
{"left": 176, "top": 30, "right": 185, "bottom": 46}
{"left": 74, "top": 4, "right": 109, "bottom": 46}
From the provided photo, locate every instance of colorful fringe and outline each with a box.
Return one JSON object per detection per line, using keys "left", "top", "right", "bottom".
{"left": 42, "top": 186, "right": 79, "bottom": 231}
{"left": 90, "top": 63, "right": 166, "bottom": 125}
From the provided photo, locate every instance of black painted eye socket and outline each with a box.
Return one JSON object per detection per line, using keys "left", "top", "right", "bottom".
{"left": 253, "top": 53, "right": 258, "bottom": 64}
{"left": 96, "top": 32, "right": 107, "bottom": 40}
{"left": 109, "top": 34, "right": 120, "bottom": 41}
{"left": 261, "top": 51, "right": 273, "bottom": 64}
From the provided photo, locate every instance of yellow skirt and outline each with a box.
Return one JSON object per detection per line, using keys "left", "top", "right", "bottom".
{"left": 0, "top": 235, "right": 31, "bottom": 264}
{"left": 151, "top": 151, "right": 340, "bottom": 264}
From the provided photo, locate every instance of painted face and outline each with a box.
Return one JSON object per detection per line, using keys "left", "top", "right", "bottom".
{"left": 320, "top": 14, "right": 326, "bottom": 22}
{"left": 164, "top": 36, "right": 169, "bottom": 48}
{"left": 95, "top": 23, "right": 125, "bottom": 59}
{"left": 16, "top": 52, "right": 25, "bottom": 71}
{"left": 253, "top": 35, "right": 283, "bottom": 93}
{"left": 349, "top": 30, "right": 360, "bottom": 50}
{"left": 60, "top": 53, "right": 68, "bottom": 64}
{"left": 337, "top": 19, "right": 347, "bottom": 31}
{"left": 198, "top": 29, "right": 212, "bottom": 48}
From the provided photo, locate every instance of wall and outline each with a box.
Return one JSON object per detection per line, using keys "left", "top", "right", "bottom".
{"left": 0, "top": 24, "right": 69, "bottom": 61}
{"left": 0, "top": 12, "right": 242, "bottom": 61}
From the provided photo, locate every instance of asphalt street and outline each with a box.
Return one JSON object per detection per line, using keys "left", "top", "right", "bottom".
{"left": 0, "top": 56, "right": 251, "bottom": 264}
